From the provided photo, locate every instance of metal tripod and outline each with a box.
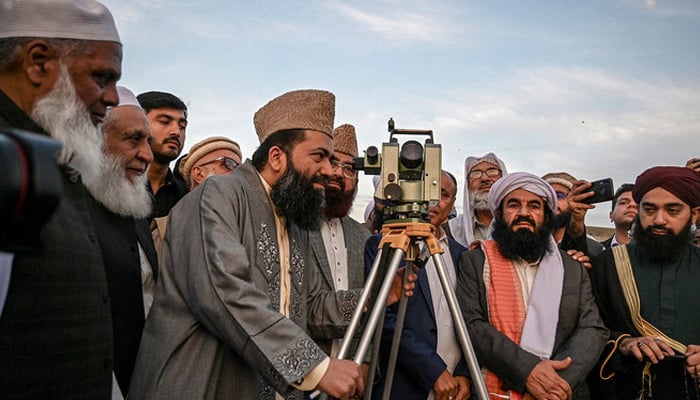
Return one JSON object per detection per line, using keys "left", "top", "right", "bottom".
{"left": 335, "top": 221, "right": 489, "bottom": 400}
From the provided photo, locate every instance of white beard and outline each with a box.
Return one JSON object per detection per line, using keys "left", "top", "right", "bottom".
{"left": 85, "top": 153, "right": 152, "bottom": 219}
{"left": 470, "top": 189, "right": 490, "bottom": 211}
{"left": 30, "top": 64, "right": 104, "bottom": 184}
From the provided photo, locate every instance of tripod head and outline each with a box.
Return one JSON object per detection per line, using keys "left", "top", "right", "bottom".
{"left": 353, "top": 118, "right": 441, "bottom": 225}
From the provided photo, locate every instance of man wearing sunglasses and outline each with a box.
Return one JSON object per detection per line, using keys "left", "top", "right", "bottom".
{"left": 179, "top": 136, "right": 242, "bottom": 189}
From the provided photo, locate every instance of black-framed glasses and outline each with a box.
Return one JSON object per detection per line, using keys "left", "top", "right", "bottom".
{"left": 468, "top": 167, "right": 500, "bottom": 180}
{"left": 198, "top": 156, "right": 239, "bottom": 171}
{"left": 330, "top": 159, "right": 357, "bottom": 178}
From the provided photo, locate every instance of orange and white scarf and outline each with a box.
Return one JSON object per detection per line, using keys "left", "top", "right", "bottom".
{"left": 479, "top": 239, "right": 563, "bottom": 399}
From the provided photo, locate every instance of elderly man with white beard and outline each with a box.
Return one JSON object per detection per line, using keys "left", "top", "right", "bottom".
{"left": 85, "top": 86, "right": 159, "bottom": 398}
{"left": 0, "top": 0, "right": 122, "bottom": 398}
{"left": 446, "top": 152, "right": 507, "bottom": 247}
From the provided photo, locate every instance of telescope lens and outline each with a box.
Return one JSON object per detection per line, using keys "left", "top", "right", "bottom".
{"left": 366, "top": 146, "right": 379, "bottom": 164}
{"left": 400, "top": 140, "right": 423, "bottom": 170}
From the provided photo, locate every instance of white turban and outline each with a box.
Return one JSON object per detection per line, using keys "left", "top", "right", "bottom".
{"left": 488, "top": 171, "right": 558, "bottom": 216}
{"left": 448, "top": 152, "right": 507, "bottom": 247}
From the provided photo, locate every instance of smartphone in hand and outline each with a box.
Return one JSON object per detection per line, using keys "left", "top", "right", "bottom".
{"left": 582, "top": 178, "right": 614, "bottom": 204}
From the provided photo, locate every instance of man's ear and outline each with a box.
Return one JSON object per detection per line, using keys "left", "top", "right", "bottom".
{"left": 191, "top": 165, "right": 207, "bottom": 187}
{"left": 23, "top": 39, "right": 59, "bottom": 87}
{"left": 691, "top": 206, "right": 700, "bottom": 226}
{"left": 267, "top": 146, "right": 287, "bottom": 174}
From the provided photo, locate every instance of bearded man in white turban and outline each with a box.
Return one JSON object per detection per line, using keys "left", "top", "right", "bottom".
{"left": 455, "top": 172, "right": 608, "bottom": 400}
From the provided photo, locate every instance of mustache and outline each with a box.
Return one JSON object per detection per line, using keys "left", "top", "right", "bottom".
{"left": 646, "top": 225, "right": 673, "bottom": 234}
{"left": 164, "top": 136, "right": 181, "bottom": 147}
{"left": 326, "top": 176, "right": 345, "bottom": 190}
{"left": 511, "top": 216, "right": 536, "bottom": 228}
{"left": 311, "top": 174, "right": 328, "bottom": 186}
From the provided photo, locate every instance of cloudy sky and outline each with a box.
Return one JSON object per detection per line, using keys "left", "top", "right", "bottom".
{"left": 102, "top": 0, "right": 700, "bottom": 226}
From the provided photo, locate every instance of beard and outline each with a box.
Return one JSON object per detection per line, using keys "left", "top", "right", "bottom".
{"left": 31, "top": 63, "right": 103, "bottom": 184}
{"left": 632, "top": 216, "right": 692, "bottom": 264}
{"left": 551, "top": 210, "right": 571, "bottom": 230}
{"left": 324, "top": 177, "right": 357, "bottom": 219}
{"left": 470, "top": 190, "right": 490, "bottom": 211}
{"left": 270, "top": 161, "right": 326, "bottom": 230}
{"left": 492, "top": 215, "right": 553, "bottom": 262}
{"left": 85, "top": 153, "right": 152, "bottom": 219}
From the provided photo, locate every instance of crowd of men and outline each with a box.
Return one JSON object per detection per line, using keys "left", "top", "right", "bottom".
{"left": 0, "top": 1, "right": 699, "bottom": 400}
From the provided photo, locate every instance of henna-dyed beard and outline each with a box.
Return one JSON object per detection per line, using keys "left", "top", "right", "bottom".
{"left": 324, "top": 176, "right": 357, "bottom": 219}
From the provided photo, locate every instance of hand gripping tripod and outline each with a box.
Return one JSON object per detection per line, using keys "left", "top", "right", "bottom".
{"left": 332, "top": 221, "right": 488, "bottom": 400}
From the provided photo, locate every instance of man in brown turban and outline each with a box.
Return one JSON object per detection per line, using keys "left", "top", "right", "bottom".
{"left": 305, "top": 124, "right": 370, "bottom": 359}
{"left": 591, "top": 166, "right": 700, "bottom": 400}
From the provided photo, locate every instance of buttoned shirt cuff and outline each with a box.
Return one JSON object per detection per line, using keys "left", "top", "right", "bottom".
{"left": 291, "top": 356, "right": 330, "bottom": 391}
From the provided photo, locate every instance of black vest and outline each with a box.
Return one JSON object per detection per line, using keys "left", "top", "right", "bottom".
{"left": 87, "top": 200, "right": 157, "bottom": 395}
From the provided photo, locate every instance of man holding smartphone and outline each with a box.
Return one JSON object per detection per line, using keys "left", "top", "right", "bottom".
{"left": 542, "top": 172, "right": 605, "bottom": 259}
{"left": 591, "top": 166, "right": 700, "bottom": 400}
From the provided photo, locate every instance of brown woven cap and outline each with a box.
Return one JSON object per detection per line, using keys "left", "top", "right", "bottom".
{"left": 179, "top": 136, "right": 242, "bottom": 187}
{"left": 333, "top": 124, "right": 358, "bottom": 157}
{"left": 253, "top": 89, "right": 335, "bottom": 143}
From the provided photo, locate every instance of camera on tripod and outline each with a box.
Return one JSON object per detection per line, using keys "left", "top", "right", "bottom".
{"left": 0, "top": 128, "right": 63, "bottom": 252}
{"left": 352, "top": 118, "right": 441, "bottom": 225}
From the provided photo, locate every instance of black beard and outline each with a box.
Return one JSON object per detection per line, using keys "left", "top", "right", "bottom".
{"left": 324, "top": 178, "right": 357, "bottom": 219}
{"left": 492, "top": 216, "right": 553, "bottom": 262}
{"left": 632, "top": 216, "right": 691, "bottom": 264}
{"left": 551, "top": 211, "right": 571, "bottom": 230}
{"left": 270, "top": 161, "right": 326, "bottom": 230}
{"left": 153, "top": 152, "right": 177, "bottom": 165}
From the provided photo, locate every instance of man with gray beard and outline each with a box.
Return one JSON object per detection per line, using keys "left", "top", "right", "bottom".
{"left": 0, "top": 1, "right": 122, "bottom": 398}
{"left": 85, "top": 86, "right": 158, "bottom": 397}
{"left": 446, "top": 152, "right": 507, "bottom": 247}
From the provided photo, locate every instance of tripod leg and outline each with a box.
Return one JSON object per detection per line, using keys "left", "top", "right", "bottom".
{"left": 364, "top": 245, "right": 395, "bottom": 400}
{"left": 335, "top": 246, "right": 386, "bottom": 361}
{"left": 431, "top": 253, "right": 489, "bottom": 400}
{"left": 364, "top": 302, "right": 385, "bottom": 400}
{"left": 353, "top": 248, "right": 405, "bottom": 364}
{"left": 380, "top": 263, "right": 413, "bottom": 400}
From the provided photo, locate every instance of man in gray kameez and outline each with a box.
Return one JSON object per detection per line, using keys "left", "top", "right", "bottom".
{"left": 130, "top": 89, "right": 411, "bottom": 400}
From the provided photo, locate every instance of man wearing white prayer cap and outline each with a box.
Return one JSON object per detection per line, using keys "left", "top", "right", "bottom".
{"left": 455, "top": 172, "right": 608, "bottom": 400}
{"left": 84, "top": 86, "right": 159, "bottom": 396}
{"left": 0, "top": 0, "right": 123, "bottom": 397}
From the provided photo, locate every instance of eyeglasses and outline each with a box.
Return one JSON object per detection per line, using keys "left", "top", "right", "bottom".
{"left": 555, "top": 191, "right": 569, "bottom": 200}
{"left": 330, "top": 159, "right": 357, "bottom": 179}
{"left": 468, "top": 167, "right": 500, "bottom": 180}
{"left": 198, "top": 156, "right": 239, "bottom": 171}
